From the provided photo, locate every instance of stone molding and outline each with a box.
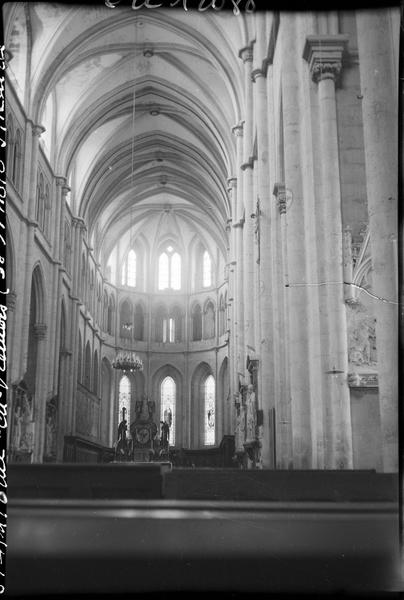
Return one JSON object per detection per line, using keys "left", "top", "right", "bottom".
{"left": 251, "top": 68, "right": 265, "bottom": 83}
{"left": 231, "top": 122, "right": 244, "bottom": 137}
{"left": 226, "top": 177, "right": 237, "bottom": 189}
{"left": 303, "top": 35, "right": 349, "bottom": 83}
{"left": 239, "top": 45, "right": 253, "bottom": 63}
{"left": 240, "top": 158, "right": 254, "bottom": 171}
{"left": 56, "top": 176, "right": 67, "bottom": 187}
{"left": 348, "top": 371, "right": 378, "bottom": 388}
{"left": 7, "top": 291, "right": 17, "bottom": 311}
{"left": 32, "top": 124, "right": 46, "bottom": 138}
{"left": 273, "top": 182, "right": 287, "bottom": 215}
{"left": 72, "top": 216, "right": 87, "bottom": 230}
{"left": 233, "top": 218, "right": 245, "bottom": 229}
{"left": 33, "top": 323, "right": 47, "bottom": 340}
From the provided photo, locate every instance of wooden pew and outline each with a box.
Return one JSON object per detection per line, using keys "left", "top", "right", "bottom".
{"left": 7, "top": 463, "right": 164, "bottom": 499}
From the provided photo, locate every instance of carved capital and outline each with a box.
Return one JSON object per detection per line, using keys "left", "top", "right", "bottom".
{"left": 56, "top": 176, "right": 67, "bottom": 188}
{"left": 240, "top": 158, "right": 254, "bottom": 171}
{"left": 62, "top": 184, "right": 71, "bottom": 198}
{"left": 227, "top": 176, "right": 237, "bottom": 189}
{"left": 311, "top": 61, "right": 342, "bottom": 83}
{"left": 72, "top": 216, "right": 86, "bottom": 230}
{"left": 32, "top": 124, "right": 46, "bottom": 138}
{"left": 273, "top": 182, "right": 287, "bottom": 215}
{"left": 239, "top": 45, "right": 253, "bottom": 63}
{"left": 33, "top": 323, "right": 47, "bottom": 340}
{"left": 4, "top": 49, "right": 13, "bottom": 67}
{"left": 232, "top": 122, "right": 244, "bottom": 137}
{"left": 233, "top": 217, "right": 245, "bottom": 229}
{"left": 303, "top": 35, "right": 348, "bottom": 84}
{"left": 251, "top": 68, "right": 265, "bottom": 83}
{"left": 7, "top": 291, "right": 17, "bottom": 311}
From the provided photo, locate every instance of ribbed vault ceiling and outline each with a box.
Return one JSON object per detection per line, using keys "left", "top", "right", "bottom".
{"left": 6, "top": 3, "right": 251, "bottom": 268}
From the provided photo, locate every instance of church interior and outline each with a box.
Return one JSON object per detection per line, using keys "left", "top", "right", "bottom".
{"left": 4, "top": 3, "right": 400, "bottom": 594}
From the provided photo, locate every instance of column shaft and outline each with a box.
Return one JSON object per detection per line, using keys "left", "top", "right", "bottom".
{"left": 356, "top": 10, "right": 398, "bottom": 472}
{"left": 317, "top": 74, "right": 353, "bottom": 468}
{"left": 281, "top": 14, "right": 312, "bottom": 468}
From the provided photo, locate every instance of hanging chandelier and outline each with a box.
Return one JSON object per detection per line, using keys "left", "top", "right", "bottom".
{"left": 112, "top": 350, "right": 143, "bottom": 373}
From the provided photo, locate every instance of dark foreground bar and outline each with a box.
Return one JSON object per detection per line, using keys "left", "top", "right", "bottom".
{"left": 6, "top": 466, "right": 401, "bottom": 594}
{"left": 6, "top": 498, "right": 400, "bottom": 594}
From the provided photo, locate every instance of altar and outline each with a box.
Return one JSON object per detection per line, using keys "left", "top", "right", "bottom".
{"left": 115, "top": 394, "right": 170, "bottom": 463}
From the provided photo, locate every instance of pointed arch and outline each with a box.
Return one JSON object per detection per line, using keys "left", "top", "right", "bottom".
{"left": 60, "top": 298, "right": 67, "bottom": 352}
{"left": 7, "top": 115, "right": 14, "bottom": 176}
{"left": 12, "top": 129, "right": 21, "bottom": 188}
{"left": 101, "top": 357, "right": 112, "bottom": 446}
{"left": 118, "top": 374, "right": 131, "bottom": 429}
{"left": 191, "top": 302, "right": 202, "bottom": 341}
{"left": 218, "top": 356, "right": 230, "bottom": 435}
{"left": 93, "top": 350, "right": 99, "bottom": 395}
{"left": 6, "top": 219, "right": 15, "bottom": 293}
{"left": 204, "top": 374, "right": 216, "bottom": 446}
{"left": 84, "top": 340, "right": 92, "bottom": 390}
{"left": 77, "top": 330, "right": 83, "bottom": 383}
{"left": 154, "top": 303, "right": 168, "bottom": 342}
{"left": 119, "top": 297, "right": 133, "bottom": 339}
{"left": 203, "top": 299, "right": 216, "bottom": 340}
{"left": 134, "top": 302, "right": 145, "bottom": 341}
{"left": 107, "top": 294, "right": 115, "bottom": 334}
{"left": 191, "top": 361, "right": 215, "bottom": 447}
{"left": 203, "top": 249, "right": 212, "bottom": 287}
{"left": 25, "top": 265, "right": 47, "bottom": 395}
{"left": 152, "top": 364, "right": 183, "bottom": 447}
{"left": 170, "top": 304, "right": 183, "bottom": 342}
{"left": 31, "top": 263, "right": 47, "bottom": 324}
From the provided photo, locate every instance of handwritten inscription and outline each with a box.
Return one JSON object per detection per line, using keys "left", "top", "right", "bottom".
{"left": 105, "top": 0, "right": 256, "bottom": 15}
{"left": 0, "top": 44, "right": 7, "bottom": 595}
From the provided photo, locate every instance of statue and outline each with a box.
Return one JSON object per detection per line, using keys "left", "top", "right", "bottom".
{"left": 245, "top": 384, "right": 257, "bottom": 443}
{"left": 147, "top": 399, "right": 155, "bottom": 419}
{"left": 163, "top": 407, "right": 172, "bottom": 428}
{"left": 116, "top": 407, "right": 129, "bottom": 459}
{"left": 135, "top": 398, "right": 143, "bottom": 419}
{"left": 44, "top": 397, "right": 58, "bottom": 459}
{"left": 12, "top": 405, "right": 22, "bottom": 450}
{"left": 160, "top": 420, "right": 170, "bottom": 452}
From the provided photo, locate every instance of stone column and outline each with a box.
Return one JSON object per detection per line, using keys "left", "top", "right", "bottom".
{"left": 227, "top": 177, "right": 238, "bottom": 403}
{"left": 47, "top": 178, "right": 67, "bottom": 395}
{"left": 32, "top": 323, "right": 47, "bottom": 462}
{"left": 53, "top": 177, "right": 64, "bottom": 261}
{"left": 240, "top": 46, "right": 256, "bottom": 369}
{"left": 231, "top": 123, "right": 245, "bottom": 386}
{"left": 273, "top": 183, "right": 293, "bottom": 468}
{"left": 303, "top": 35, "right": 353, "bottom": 469}
{"left": 251, "top": 63, "right": 275, "bottom": 468}
{"left": 68, "top": 218, "right": 85, "bottom": 434}
{"left": 356, "top": 10, "right": 398, "bottom": 472}
{"left": 281, "top": 13, "right": 312, "bottom": 468}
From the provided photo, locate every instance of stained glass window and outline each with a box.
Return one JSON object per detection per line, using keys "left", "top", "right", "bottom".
{"left": 161, "top": 376, "right": 175, "bottom": 445}
{"left": 118, "top": 375, "right": 131, "bottom": 435}
{"left": 158, "top": 247, "right": 181, "bottom": 290}
{"left": 127, "top": 250, "right": 136, "bottom": 287}
{"left": 203, "top": 251, "right": 212, "bottom": 287}
{"left": 169, "top": 317, "right": 175, "bottom": 342}
{"left": 204, "top": 375, "right": 215, "bottom": 445}
{"left": 158, "top": 252, "right": 169, "bottom": 290}
{"left": 171, "top": 252, "right": 181, "bottom": 290}
{"left": 122, "top": 250, "right": 136, "bottom": 287}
